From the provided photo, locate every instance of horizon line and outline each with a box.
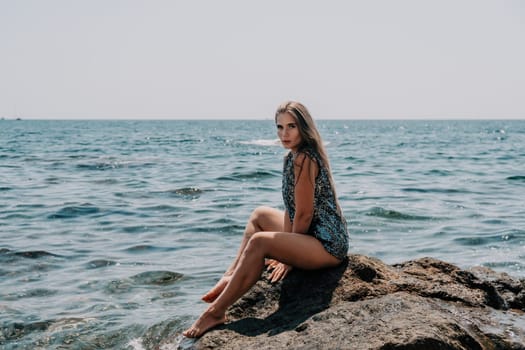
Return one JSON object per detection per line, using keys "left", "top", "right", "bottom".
{"left": 2, "top": 116, "right": 525, "bottom": 121}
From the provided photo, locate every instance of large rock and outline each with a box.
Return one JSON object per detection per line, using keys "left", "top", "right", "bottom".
{"left": 194, "top": 255, "right": 525, "bottom": 350}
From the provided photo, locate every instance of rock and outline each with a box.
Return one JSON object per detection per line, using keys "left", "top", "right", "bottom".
{"left": 194, "top": 255, "right": 525, "bottom": 350}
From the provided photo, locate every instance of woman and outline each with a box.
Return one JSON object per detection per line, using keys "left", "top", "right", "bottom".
{"left": 183, "top": 101, "right": 349, "bottom": 338}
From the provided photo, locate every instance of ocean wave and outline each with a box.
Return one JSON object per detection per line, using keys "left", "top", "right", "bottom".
{"left": 91, "top": 178, "right": 119, "bottom": 184}
{"left": 85, "top": 259, "right": 118, "bottom": 269}
{"left": 137, "top": 204, "right": 182, "bottom": 212}
{"left": 76, "top": 160, "right": 157, "bottom": 171}
{"left": 14, "top": 250, "right": 61, "bottom": 259}
{"left": 507, "top": 175, "right": 525, "bottom": 181}
{"left": 1, "top": 213, "right": 33, "bottom": 220}
{"left": 1, "top": 317, "right": 98, "bottom": 345}
{"left": 402, "top": 187, "right": 466, "bottom": 194}
{"left": 344, "top": 156, "right": 364, "bottom": 162}
{"left": 130, "top": 270, "right": 184, "bottom": 285}
{"left": 124, "top": 244, "right": 182, "bottom": 253}
{"left": 102, "top": 270, "right": 184, "bottom": 295}
{"left": 239, "top": 139, "right": 281, "bottom": 146}
{"left": 0, "top": 249, "right": 61, "bottom": 260}
{"left": 2, "top": 288, "right": 58, "bottom": 301}
{"left": 114, "top": 191, "right": 151, "bottom": 199}
{"left": 425, "top": 169, "right": 453, "bottom": 176}
{"left": 454, "top": 236, "right": 490, "bottom": 246}
{"left": 76, "top": 162, "right": 120, "bottom": 171}
{"left": 15, "top": 204, "right": 46, "bottom": 209}
{"left": 483, "top": 261, "right": 525, "bottom": 270}
{"left": 217, "top": 169, "right": 280, "bottom": 181}
{"left": 48, "top": 204, "right": 101, "bottom": 219}
{"left": 159, "top": 187, "right": 204, "bottom": 199}
{"left": 171, "top": 138, "right": 204, "bottom": 144}
{"left": 130, "top": 319, "right": 190, "bottom": 350}
{"left": 44, "top": 177, "right": 61, "bottom": 184}
{"left": 365, "top": 207, "right": 437, "bottom": 221}
{"left": 1, "top": 320, "right": 52, "bottom": 342}
{"left": 121, "top": 225, "right": 150, "bottom": 234}
{"left": 121, "top": 187, "right": 206, "bottom": 201}
{"left": 453, "top": 231, "right": 524, "bottom": 246}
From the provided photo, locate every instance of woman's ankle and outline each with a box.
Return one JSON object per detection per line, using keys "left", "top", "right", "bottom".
{"left": 206, "top": 305, "right": 226, "bottom": 318}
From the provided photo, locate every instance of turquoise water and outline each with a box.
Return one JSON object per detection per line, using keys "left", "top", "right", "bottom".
{"left": 1, "top": 119, "right": 524, "bottom": 349}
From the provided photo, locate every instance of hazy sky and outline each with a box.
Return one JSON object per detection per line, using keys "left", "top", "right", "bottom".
{"left": 1, "top": 0, "right": 524, "bottom": 119}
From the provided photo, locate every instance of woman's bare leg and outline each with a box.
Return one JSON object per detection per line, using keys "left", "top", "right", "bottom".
{"left": 201, "top": 206, "right": 283, "bottom": 302}
{"left": 184, "top": 231, "right": 341, "bottom": 337}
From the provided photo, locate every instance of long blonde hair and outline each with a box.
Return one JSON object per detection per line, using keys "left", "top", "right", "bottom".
{"left": 275, "top": 101, "right": 343, "bottom": 215}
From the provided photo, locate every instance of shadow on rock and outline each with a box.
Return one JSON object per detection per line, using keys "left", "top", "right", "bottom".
{"left": 221, "top": 258, "right": 348, "bottom": 336}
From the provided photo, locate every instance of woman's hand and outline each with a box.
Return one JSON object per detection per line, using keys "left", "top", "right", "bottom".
{"left": 265, "top": 259, "right": 293, "bottom": 283}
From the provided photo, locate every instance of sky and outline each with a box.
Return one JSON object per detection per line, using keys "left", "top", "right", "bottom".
{"left": 1, "top": 0, "right": 524, "bottom": 120}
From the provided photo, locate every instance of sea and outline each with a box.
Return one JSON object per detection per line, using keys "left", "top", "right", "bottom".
{"left": 1, "top": 119, "right": 524, "bottom": 349}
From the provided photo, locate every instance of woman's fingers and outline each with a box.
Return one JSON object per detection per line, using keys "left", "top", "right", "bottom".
{"left": 281, "top": 266, "right": 290, "bottom": 280}
{"left": 265, "top": 259, "right": 280, "bottom": 270}
{"left": 268, "top": 263, "right": 292, "bottom": 283}
{"left": 270, "top": 266, "right": 282, "bottom": 283}
{"left": 268, "top": 265, "right": 280, "bottom": 282}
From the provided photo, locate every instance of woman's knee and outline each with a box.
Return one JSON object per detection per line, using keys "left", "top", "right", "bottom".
{"left": 248, "top": 206, "right": 271, "bottom": 229}
{"left": 244, "top": 232, "right": 270, "bottom": 256}
{"left": 249, "top": 206, "right": 282, "bottom": 232}
{"left": 250, "top": 206, "right": 271, "bottom": 219}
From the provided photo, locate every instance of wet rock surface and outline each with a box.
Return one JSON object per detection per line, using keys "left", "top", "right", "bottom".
{"left": 194, "top": 255, "right": 525, "bottom": 350}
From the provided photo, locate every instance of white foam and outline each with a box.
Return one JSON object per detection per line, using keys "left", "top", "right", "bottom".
{"left": 239, "top": 139, "right": 281, "bottom": 146}
{"left": 128, "top": 338, "right": 146, "bottom": 350}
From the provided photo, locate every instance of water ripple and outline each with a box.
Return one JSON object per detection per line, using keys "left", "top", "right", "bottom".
{"left": 365, "top": 207, "right": 438, "bottom": 221}
{"left": 85, "top": 259, "right": 118, "bottom": 269}
{"left": 130, "top": 271, "right": 184, "bottom": 285}
{"left": 217, "top": 169, "right": 280, "bottom": 181}
{"left": 124, "top": 245, "right": 183, "bottom": 253}
{"left": 2, "top": 288, "right": 59, "bottom": 300}
{"left": 507, "top": 175, "right": 525, "bottom": 181}
{"left": 0, "top": 249, "right": 62, "bottom": 261}
{"left": 48, "top": 204, "right": 100, "bottom": 219}
{"left": 402, "top": 187, "right": 467, "bottom": 194}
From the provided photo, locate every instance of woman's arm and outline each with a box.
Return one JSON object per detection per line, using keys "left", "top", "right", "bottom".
{"left": 267, "top": 153, "right": 318, "bottom": 283}
{"left": 292, "top": 153, "right": 318, "bottom": 234}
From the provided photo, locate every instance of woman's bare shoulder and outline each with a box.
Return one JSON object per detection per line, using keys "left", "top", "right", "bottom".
{"left": 293, "top": 150, "right": 318, "bottom": 168}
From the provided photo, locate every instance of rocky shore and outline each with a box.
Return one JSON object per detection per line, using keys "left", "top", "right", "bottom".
{"left": 190, "top": 255, "right": 524, "bottom": 350}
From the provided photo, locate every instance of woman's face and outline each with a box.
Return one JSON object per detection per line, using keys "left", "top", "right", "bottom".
{"left": 276, "top": 112, "right": 302, "bottom": 152}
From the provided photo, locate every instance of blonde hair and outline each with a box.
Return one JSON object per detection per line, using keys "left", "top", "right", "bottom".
{"left": 275, "top": 101, "right": 343, "bottom": 215}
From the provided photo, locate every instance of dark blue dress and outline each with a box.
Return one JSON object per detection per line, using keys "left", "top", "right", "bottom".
{"left": 282, "top": 148, "right": 349, "bottom": 260}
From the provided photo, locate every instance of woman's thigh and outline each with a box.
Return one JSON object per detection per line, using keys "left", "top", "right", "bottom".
{"left": 248, "top": 231, "right": 340, "bottom": 270}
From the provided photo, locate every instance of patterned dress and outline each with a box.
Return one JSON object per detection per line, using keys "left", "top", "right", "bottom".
{"left": 282, "top": 148, "right": 349, "bottom": 260}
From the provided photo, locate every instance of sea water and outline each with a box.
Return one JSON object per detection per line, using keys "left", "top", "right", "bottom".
{"left": 1, "top": 119, "right": 524, "bottom": 349}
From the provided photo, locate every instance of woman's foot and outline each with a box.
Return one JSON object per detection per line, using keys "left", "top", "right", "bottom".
{"left": 201, "top": 275, "right": 231, "bottom": 303}
{"left": 183, "top": 307, "right": 226, "bottom": 338}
